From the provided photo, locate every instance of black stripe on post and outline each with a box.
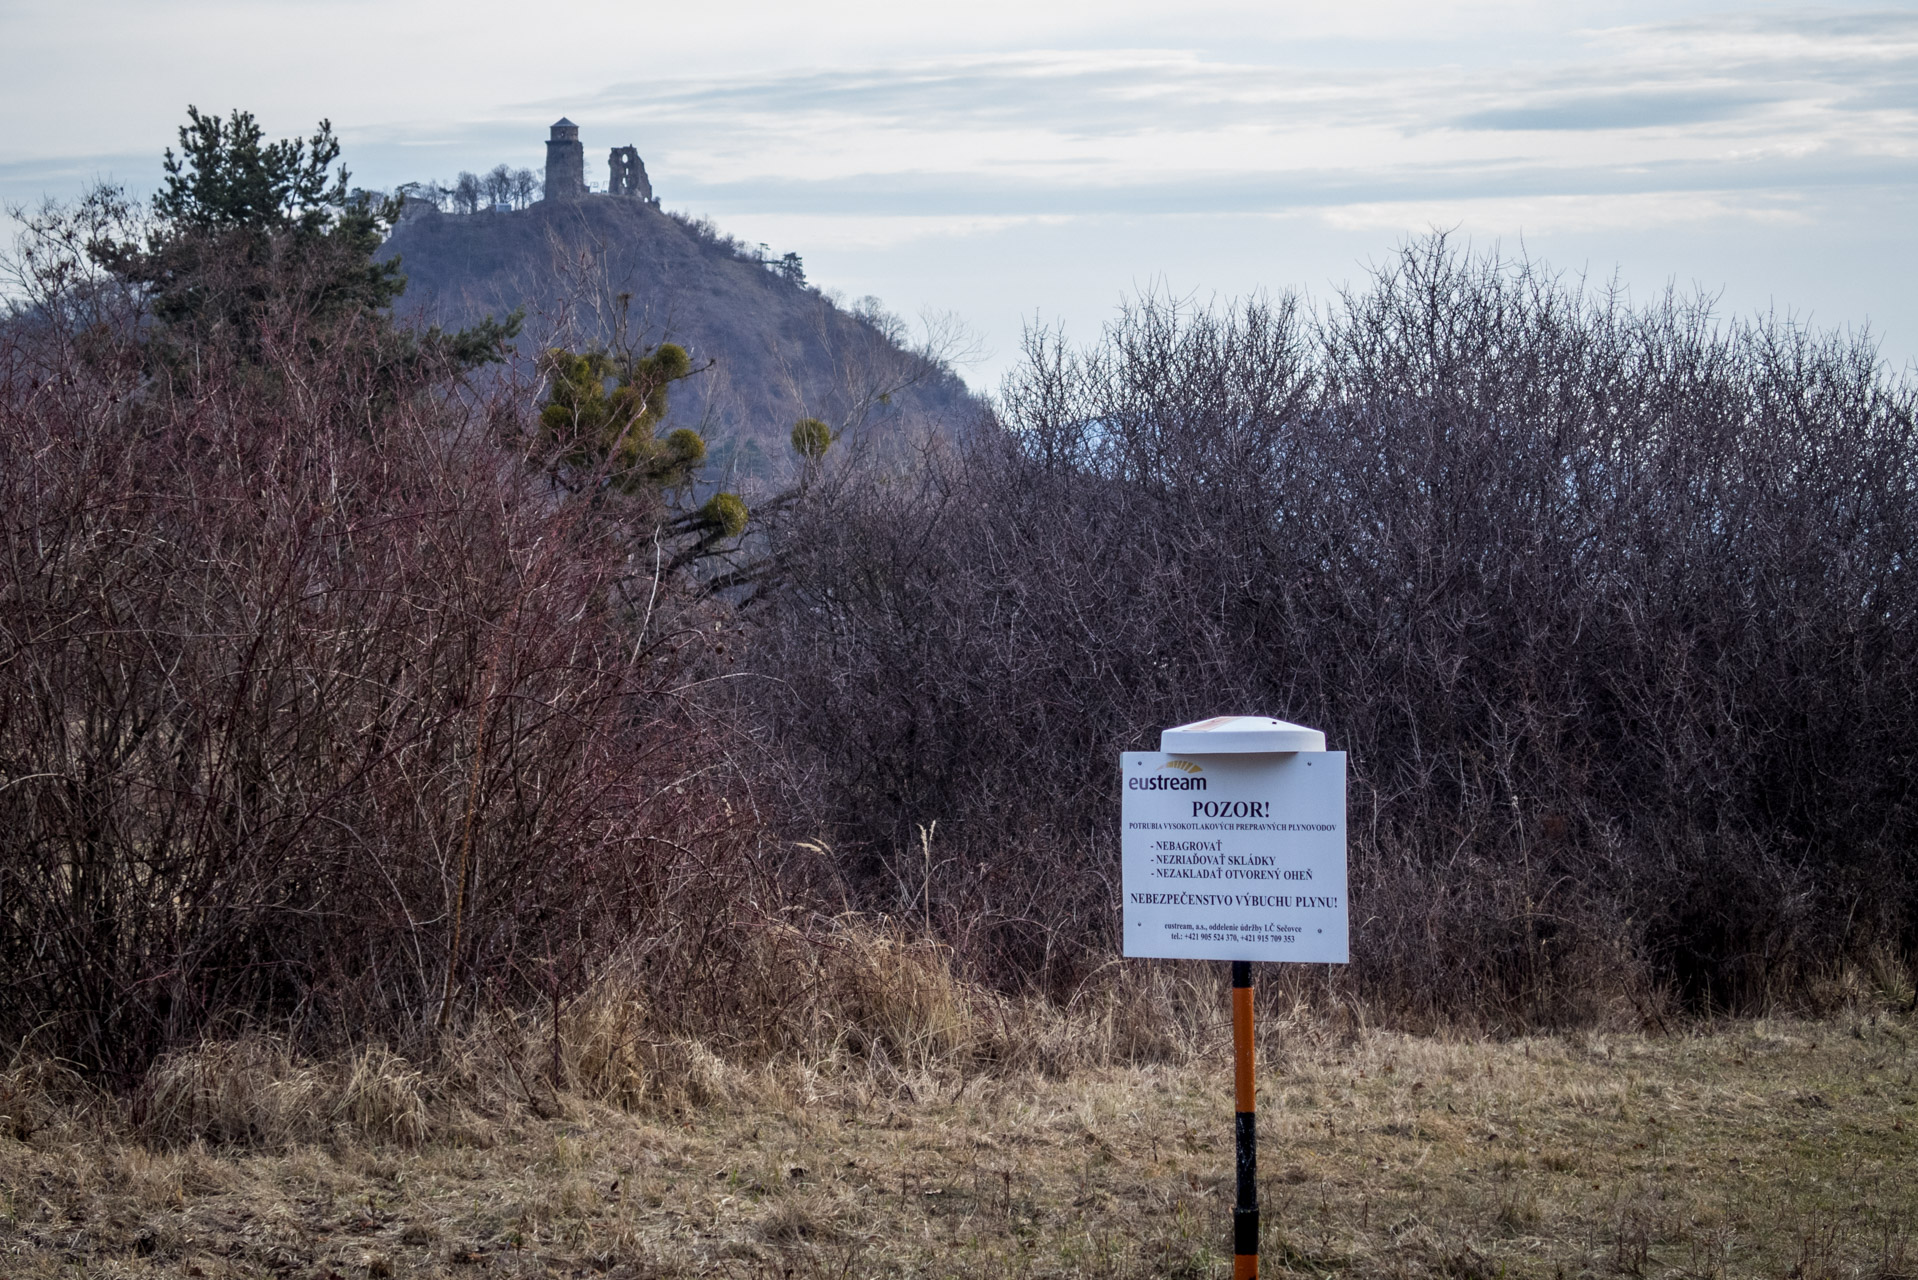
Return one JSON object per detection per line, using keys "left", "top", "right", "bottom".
{"left": 1236, "top": 1110, "right": 1257, "bottom": 1197}
{"left": 1232, "top": 959, "right": 1257, "bottom": 1273}
{"left": 1236, "top": 1106, "right": 1258, "bottom": 1262}
{"left": 1235, "top": 1205, "right": 1261, "bottom": 1256}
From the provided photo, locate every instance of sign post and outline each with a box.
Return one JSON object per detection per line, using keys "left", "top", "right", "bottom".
{"left": 1122, "top": 716, "right": 1349, "bottom": 1280}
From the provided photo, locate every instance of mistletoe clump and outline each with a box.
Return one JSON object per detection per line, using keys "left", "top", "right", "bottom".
{"left": 540, "top": 343, "right": 701, "bottom": 494}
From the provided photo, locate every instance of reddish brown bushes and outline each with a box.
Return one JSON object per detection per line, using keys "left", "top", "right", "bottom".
{"left": 8, "top": 202, "right": 1913, "bottom": 1078}
{"left": 744, "top": 240, "right": 1918, "bottom": 1024}
{"left": 0, "top": 244, "right": 751, "bottom": 1079}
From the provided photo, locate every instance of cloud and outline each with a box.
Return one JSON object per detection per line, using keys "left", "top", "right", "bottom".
{"left": 658, "top": 148, "right": 1916, "bottom": 218}
{"left": 1318, "top": 190, "right": 1813, "bottom": 235}
{"left": 511, "top": 12, "right": 1916, "bottom": 221}
{"left": 1452, "top": 89, "right": 1781, "bottom": 132}
{"left": 17, "top": 9, "right": 1915, "bottom": 246}
{"left": 477, "top": 13, "right": 1907, "bottom": 230}
{"left": 575, "top": 52, "right": 1336, "bottom": 145}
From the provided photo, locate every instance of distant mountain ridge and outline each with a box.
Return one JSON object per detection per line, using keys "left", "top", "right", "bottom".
{"left": 378, "top": 195, "right": 981, "bottom": 488}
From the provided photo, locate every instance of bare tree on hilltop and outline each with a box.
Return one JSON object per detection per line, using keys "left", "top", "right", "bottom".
{"left": 452, "top": 170, "right": 482, "bottom": 215}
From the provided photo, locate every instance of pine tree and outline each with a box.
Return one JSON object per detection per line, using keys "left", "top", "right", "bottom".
{"left": 96, "top": 106, "right": 516, "bottom": 371}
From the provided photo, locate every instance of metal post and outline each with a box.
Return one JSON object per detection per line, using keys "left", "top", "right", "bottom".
{"left": 1232, "top": 959, "right": 1258, "bottom": 1279}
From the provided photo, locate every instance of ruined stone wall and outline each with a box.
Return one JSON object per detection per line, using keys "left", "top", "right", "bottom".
{"left": 608, "top": 146, "right": 654, "bottom": 202}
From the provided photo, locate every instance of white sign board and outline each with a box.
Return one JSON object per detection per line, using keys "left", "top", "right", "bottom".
{"left": 1122, "top": 748, "right": 1349, "bottom": 962}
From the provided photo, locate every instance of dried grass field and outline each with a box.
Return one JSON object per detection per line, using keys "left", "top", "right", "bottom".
{"left": 4, "top": 999, "right": 1914, "bottom": 1280}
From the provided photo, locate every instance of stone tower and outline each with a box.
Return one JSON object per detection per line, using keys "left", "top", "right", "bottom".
{"left": 608, "top": 146, "right": 653, "bottom": 202}
{"left": 543, "top": 118, "right": 586, "bottom": 202}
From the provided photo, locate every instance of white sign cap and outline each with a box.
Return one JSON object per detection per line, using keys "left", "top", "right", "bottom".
{"left": 1159, "top": 715, "right": 1326, "bottom": 754}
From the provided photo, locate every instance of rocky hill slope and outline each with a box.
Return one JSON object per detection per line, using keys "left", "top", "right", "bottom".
{"left": 379, "top": 197, "right": 981, "bottom": 487}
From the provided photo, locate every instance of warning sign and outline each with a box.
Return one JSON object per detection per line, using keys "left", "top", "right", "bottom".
{"left": 1121, "top": 750, "right": 1349, "bottom": 963}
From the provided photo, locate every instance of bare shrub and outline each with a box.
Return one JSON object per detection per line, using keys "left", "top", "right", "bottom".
{"left": 744, "top": 237, "right": 1918, "bottom": 1024}
{"left": 0, "top": 211, "right": 754, "bottom": 1080}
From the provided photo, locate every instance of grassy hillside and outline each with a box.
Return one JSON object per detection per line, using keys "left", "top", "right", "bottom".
{"left": 379, "top": 198, "right": 982, "bottom": 488}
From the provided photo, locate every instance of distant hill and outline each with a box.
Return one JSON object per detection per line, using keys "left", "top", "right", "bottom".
{"left": 378, "top": 197, "right": 982, "bottom": 487}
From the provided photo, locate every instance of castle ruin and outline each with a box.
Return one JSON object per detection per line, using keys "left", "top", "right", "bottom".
{"left": 541, "top": 119, "right": 655, "bottom": 204}
{"left": 543, "top": 119, "right": 586, "bottom": 201}
{"left": 608, "top": 146, "right": 653, "bottom": 201}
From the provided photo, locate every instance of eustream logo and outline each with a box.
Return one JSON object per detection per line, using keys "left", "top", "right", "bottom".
{"left": 1127, "top": 760, "right": 1208, "bottom": 791}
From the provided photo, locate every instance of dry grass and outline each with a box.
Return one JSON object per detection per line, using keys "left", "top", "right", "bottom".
{"left": 3, "top": 976, "right": 1914, "bottom": 1279}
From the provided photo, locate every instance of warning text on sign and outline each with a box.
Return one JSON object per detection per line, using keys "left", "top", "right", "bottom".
{"left": 1121, "top": 751, "right": 1349, "bottom": 963}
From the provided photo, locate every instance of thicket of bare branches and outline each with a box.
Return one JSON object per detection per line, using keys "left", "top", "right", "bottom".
{"left": 745, "top": 239, "right": 1918, "bottom": 1025}
{"left": 7, "top": 198, "right": 1911, "bottom": 1081}
{"left": 0, "top": 225, "right": 754, "bottom": 1081}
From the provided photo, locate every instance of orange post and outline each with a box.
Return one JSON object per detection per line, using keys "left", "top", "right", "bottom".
{"left": 1231, "top": 960, "right": 1258, "bottom": 1279}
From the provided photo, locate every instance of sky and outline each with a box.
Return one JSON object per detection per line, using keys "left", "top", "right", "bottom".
{"left": 4, "top": 0, "right": 1916, "bottom": 389}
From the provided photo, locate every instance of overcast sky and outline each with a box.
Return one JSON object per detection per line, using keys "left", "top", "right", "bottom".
{"left": 6, "top": 0, "right": 1915, "bottom": 387}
